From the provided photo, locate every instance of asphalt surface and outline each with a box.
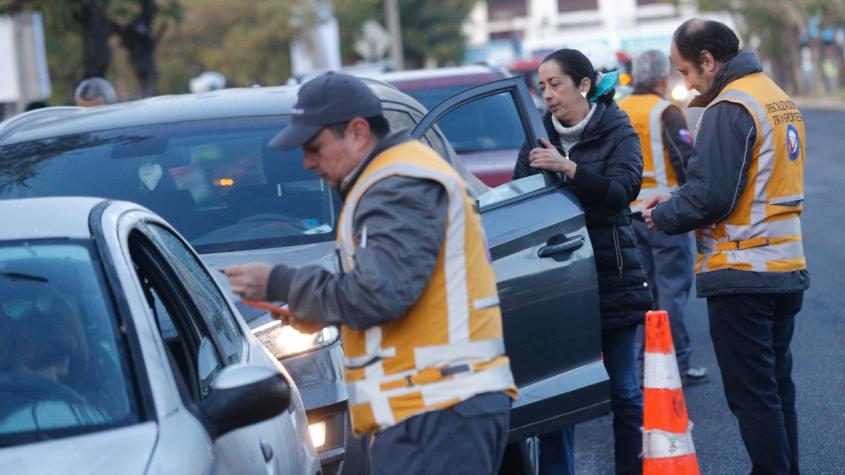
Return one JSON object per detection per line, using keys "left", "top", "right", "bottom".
{"left": 572, "top": 107, "right": 845, "bottom": 474}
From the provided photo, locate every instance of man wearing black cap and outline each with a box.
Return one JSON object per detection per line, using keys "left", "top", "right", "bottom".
{"left": 225, "top": 72, "right": 516, "bottom": 474}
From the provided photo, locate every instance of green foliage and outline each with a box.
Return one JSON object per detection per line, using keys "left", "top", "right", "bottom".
{"left": 396, "top": 0, "right": 475, "bottom": 68}
{"left": 333, "top": 0, "right": 379, "bottom": 64}
{"left": 158, "top": 0, "right": 302, "bottom": 91}
{"left": 334, "top": 0, "right": 476, "bottom": 68}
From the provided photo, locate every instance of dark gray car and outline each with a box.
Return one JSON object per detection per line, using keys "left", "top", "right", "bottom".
{"left": 0, "top": 78, "right": 610, "bottom": 472}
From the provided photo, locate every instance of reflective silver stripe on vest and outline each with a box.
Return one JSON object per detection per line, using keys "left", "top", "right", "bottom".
{"left": 340, "top": 160, "right": 472, "bottom": 345}
{"left": 344, "top": 346, "right": 397, "bottom": 369}
{"left": 635, "top": 99, "right": 673, "bottom": 203}
{"left": 769, "top": 194, "right": 804, "bottom": 206}
{"left": 723, "top": 216, "right": 801, "bottom": 242}
{"left": 346, "top": 360, "right": 514, "bottom": 407}
{"left": 473, "top": 295, "right": 500, "bottom": 310}
{"left": 708, "top": 89, "right": 775, "bottom": 230}
{"left": 414, "top": 338, "right": 505, "bottom": 369}
{"left": 723, "top": 240, "right": 804, "bottom": 272}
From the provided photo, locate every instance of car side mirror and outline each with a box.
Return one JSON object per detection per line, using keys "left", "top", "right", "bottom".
{"left": 201, "top": 363, "right": 291, "bottom": 438}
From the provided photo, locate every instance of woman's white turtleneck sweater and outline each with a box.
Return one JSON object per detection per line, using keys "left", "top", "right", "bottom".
{"left": 550, "top": 103, "right": 597, "bottom": 154}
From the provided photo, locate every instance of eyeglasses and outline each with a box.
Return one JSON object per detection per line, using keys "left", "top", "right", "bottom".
{"left": 1, "top": 295, "right": 58, "bottom": 320}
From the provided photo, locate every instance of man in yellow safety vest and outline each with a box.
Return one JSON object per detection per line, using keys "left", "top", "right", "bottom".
{"left": 643, "top": 19, "right": 809, "bottom": 474}
{"left": 225, "top": 72, "right": 517, "bottom": 474}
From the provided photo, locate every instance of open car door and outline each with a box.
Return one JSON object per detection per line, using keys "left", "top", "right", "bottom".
{"left": 412, "top": 78, "right": 610, "bottom": 441}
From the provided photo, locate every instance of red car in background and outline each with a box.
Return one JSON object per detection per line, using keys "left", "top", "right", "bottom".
{"left": 373, "top": 65, "right": 525, "bottom": 187}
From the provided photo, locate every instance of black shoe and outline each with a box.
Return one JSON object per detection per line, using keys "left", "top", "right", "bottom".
{"left": 681, "top": 366, "right": 708, "bottom": 386}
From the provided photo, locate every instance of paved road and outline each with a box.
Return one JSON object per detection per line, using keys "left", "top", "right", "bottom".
{"left": 573, "top": 108, "right": 845, "bottom": 474}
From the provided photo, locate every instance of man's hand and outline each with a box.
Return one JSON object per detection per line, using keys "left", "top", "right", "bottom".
{"left": 224, "top": 263, "right": 274, "bottom": 301}
{"left": 641, "top": 193, "right": 671, "bottom": 230}
{"left": 529, "top": 138, "right": 577, "bottom": 178}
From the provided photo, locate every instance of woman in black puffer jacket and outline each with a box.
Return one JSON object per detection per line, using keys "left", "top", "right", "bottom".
{"left": 514, "top": 49, "right": 652, "bottom": 475}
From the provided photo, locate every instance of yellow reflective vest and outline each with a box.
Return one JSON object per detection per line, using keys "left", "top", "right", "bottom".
{"left": 696, "top": 73, "right": 806, "bottom": 274}
{"left": 336, "top": 140, "right": 517, "bottom": 436}
{"left": 619, "top": 93, "right": 680, "bottom": 210}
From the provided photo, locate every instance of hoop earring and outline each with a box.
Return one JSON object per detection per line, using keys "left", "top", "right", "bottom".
{"left": 580, "top": 90, "right": 587, "bottom": 98}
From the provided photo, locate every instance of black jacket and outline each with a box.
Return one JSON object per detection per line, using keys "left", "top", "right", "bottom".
{"left": 652, "top": 52, "right": 810, "bottom": 297}
{"left": 515, "top": 101, "right": 653, "bottom": 329}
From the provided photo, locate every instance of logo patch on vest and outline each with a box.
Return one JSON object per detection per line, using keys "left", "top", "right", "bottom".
{"left": 678, "top": 128, "right": 693, "bottom": 144}
{"left": 786, "top": 124, "right": 800, "bottom": 161}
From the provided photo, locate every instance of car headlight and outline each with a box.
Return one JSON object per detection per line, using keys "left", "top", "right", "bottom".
{"left": 252, "top": 320, "right": 339, "bottom": 359}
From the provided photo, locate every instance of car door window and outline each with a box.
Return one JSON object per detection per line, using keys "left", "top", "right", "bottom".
{"left": 130, "top": 232, "right": 223, "bottom": 401}
{"left": 411, "top": 78, "right": 550, "bottom": 189}
{"left": 383, "top": 106, "right": 490, "bottom": 198}
{"left": 145, "top": 223, "right": 244, "bottom": 365}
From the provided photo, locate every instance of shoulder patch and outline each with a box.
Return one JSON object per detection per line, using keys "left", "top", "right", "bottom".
{"left": 678, "top": 128, "right": 693, "bottom": 144}
{"left": 786, "top": 123, "right": 800, "bottom": 161}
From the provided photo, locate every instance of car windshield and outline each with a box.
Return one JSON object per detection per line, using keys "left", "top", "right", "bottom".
{"left": 0, "top": 117, "right": 339, "bottom": 253}
{"left": 403, "top": 85, "right": 525, "bottom": 154}
{"left": 0, "top": 240, "right": 140, "bottom": 446}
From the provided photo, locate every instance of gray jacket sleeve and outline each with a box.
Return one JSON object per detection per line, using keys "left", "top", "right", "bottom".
{"left": 661, "top": 105, "right": 694, "bottom": 185}
{"left": 266, "top": 176, "right": 448, "bottom": 330}
{"left": 652, "top": 102, "right": 756, "bottom": 234}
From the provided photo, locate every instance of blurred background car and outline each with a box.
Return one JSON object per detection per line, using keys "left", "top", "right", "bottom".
{"left": 371, "top": 64, "right": 524, "bottom": 187}
{"left": 0, "top": 79, "right": 610, "bottom": 473}
{"left": 0, "top": 197, "right": 319, "bottom": 474}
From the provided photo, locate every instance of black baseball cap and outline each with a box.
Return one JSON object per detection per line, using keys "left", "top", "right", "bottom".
{"left": 269, "top": 72, "right": 383, "bottom": 150}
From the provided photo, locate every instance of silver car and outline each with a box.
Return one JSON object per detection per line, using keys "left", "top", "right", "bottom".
{"left": 0, "top": 197, "right": 320, "bottom": 474}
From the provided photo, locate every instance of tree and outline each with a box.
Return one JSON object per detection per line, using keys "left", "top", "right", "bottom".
{"left": 333, "top": 0, "right": 476, "bottom": 69}
{"left": 698, "top": 0, "right": 805, "bottom": 94}
{"left": 157, "top": 0, "right": 302, "bottom": 91}
{"left": 697, "top": 0, "right": 845, "bottom": 95}
{"left": 394, "top": 0, "right": 476, "bottom": 68}
{"left": 2, "top": 0, "right": 181, "bottom": 98}
{"left": 110, "top": 0, "right": 182, "bottom": 97}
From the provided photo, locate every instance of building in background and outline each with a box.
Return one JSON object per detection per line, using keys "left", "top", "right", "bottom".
{"left": 463, "top": 0, "right": 732, "bottom": 66}
{"left": 0, "top": 12, "right": 51, "bottom": 120}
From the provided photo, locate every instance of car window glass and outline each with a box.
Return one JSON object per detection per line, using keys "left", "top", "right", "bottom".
{"left": 0, "top": 117, "right": 341, "bottom": 254}
{"left": 131, "top": 234, "right": 222, "bottom": 401}
{"left": 477, "top": 173, "right": 548, "bottom": 210}
{"left": 146, "top": 224, "right": 243, "bottom": 365}
{"left": 421, "top": 91, "right": 529, "bottom": 188}
{"left": 383, "top": 107, "right": 489, "bottom": 198}
{"left": 0, "top": 240, "right": 140, "bottom": 446}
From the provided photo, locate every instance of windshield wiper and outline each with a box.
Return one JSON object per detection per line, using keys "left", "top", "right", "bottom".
{"left": 0, "top": 271, "right": 48, "bottom": 282}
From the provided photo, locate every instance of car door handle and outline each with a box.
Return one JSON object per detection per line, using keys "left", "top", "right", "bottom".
{"left": 260, "top": 440, "right": 274, "bottom": 463}
{"left": 538, "top": 235, "right": 584, "bottom": 258}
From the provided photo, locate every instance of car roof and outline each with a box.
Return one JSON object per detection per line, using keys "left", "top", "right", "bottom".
{"left": 0, "top": 83, "right": 421, "bottom": 146}
{"left": 372, "top": 64, "right": 509, "bottom": 82}
{"left": 0, "top": 197, "right": 105, "bottom": 240}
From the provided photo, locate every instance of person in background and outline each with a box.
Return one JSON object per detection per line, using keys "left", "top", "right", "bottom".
{"left": 618, "top": 49, "right": 707, "bottom": 386}
{"left": 74, "top": 77, "right": 117, "bottom": 107}
{"left": 225, "top": 72, "right": 517, "bottom": 474}
{"left": 643, "top": 19, "right": 809, "bottom": 474}
{"left": 24, "top": 101, "right": 48, "bottom": 112}
{"left": 514, "top": 48, "right": 652, "bottom": 475}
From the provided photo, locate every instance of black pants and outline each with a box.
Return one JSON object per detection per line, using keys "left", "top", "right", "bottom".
{"left": 707, "top": 292, "right": 803, "bottom": 475}
{"left": 369, "top": 392, "right": 510, "bottom": 474}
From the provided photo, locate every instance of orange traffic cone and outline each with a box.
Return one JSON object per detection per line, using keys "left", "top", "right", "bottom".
{"left": 642, "top": 310, "right": 700, "bottom": 474}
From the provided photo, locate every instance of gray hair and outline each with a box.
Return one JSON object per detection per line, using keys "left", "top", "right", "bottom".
{"left": 74, "top": 77, "right": 117, "bottom": 105}
{"left": 632, "top": 50, "right": 670, "bottom": 89}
